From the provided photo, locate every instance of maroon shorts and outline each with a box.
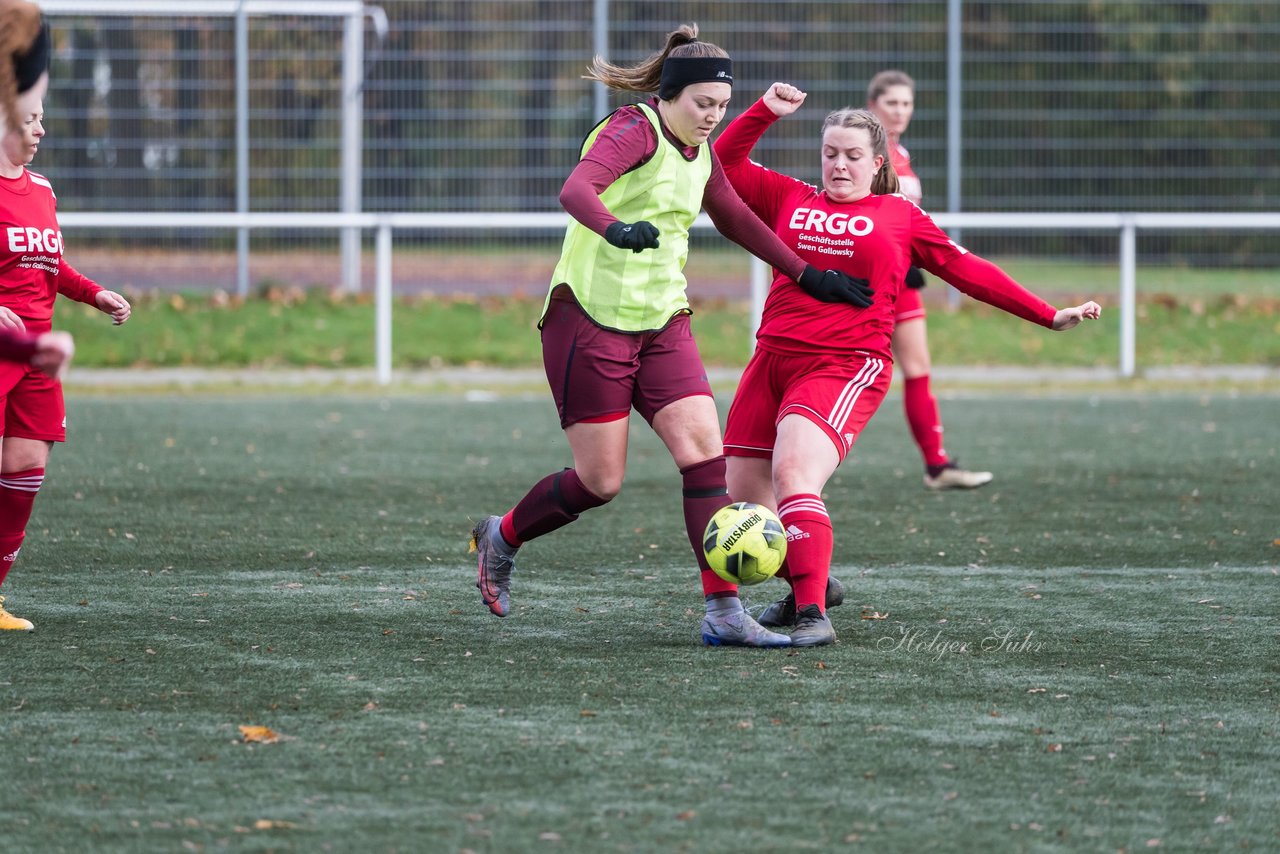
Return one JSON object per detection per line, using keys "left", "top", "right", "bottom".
{"left": 541, "top": 295, "right": 713, "bottom": 429}
{"left": 895, "top": 285, "right": 927, "bottom": 324}
{"left": 0, "top": 361, "right": 66, "bottom": 442}
{"left": 723, "top": 348, "right": 891, "bottom": 462}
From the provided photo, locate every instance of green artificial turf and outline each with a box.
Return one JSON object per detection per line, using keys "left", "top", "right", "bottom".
{"left": 1, "top": 392, "right": 1276, "bottom": 851}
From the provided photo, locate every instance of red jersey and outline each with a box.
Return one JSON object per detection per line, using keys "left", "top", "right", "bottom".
{"left": 0, "top": 168, "right": 102, "bottom": 333}
{"left": 889, "top": 140, "right": 923, "bottom": 206}
{"left": 714, "top": 99, "right": 1056, "bottom": 359}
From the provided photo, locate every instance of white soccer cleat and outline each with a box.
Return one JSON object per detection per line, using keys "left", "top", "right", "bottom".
{"left": 924, "top": 463, "right": 994, "bottom": 491}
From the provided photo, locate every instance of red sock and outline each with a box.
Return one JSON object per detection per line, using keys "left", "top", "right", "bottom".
{"left": 777, "top": 493, "right": 833, "bottom": 612}
{"left": 679, "top": 456, "right": 738, "bottom": 598}
{"left": 502, "top": 468, "right": 608, "bottom": 546}
{"left": 904, "top": 374, "right": 949, "bottom": 468}
{"left": 0, "top": 468, "right": 44, "bottom": 587}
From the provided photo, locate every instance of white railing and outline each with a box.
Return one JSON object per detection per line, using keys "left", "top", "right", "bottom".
{"left": 58, "top": 212, "right": 1280, "bottom": 385}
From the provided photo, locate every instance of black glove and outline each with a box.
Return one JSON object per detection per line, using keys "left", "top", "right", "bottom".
{"left": 604, "top": 220, "right": 660, "bottom": 253}
{"left": 905, "top": 266, "right": 926, "bottom": 289}
{"left": 796, "top": 265, "right": 875, "bottom": 308}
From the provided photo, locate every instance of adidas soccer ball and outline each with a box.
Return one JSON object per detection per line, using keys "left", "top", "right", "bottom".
{"left": 702, "top": 502, "right": 787, "bottom": 586}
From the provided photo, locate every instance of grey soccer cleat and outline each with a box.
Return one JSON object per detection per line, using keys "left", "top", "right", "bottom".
{"left": 701, "top": 607, "right": 791, "bottom": 648}
{"left": 756, "top": 576, "right": 845, "bottom": 629}
{"left": 790, "top": 604, "right": 837, "bottom": 647}
{"left": 923, "top": 462, "right": 994, "bottom": 491}
{"left": 470, "top": 515, "right": 517, "bottom": 617}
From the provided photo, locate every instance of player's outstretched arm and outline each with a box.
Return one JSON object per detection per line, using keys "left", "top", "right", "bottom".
{"left": 1051, "top": 301, "right": 1102, "bottom": 331}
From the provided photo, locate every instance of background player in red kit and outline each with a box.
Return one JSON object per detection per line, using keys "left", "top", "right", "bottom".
{"left": 0, "top": 10, "right": 131, "bottom": 630}
{"left": 868, "top": 69, "right": 993, "bottom": 491}
{"left": 713, "top": 83, "right": 1100, "bottom": 645}
{"left": 0, "top": 7, "right": 74, "bottom": 393}
{"left": 468, "top": 25, "right": 872, "bottom": 648}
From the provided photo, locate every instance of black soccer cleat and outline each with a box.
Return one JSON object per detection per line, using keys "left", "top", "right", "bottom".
{"left": 756, "top": 576, "right": 845, "bottom": 629}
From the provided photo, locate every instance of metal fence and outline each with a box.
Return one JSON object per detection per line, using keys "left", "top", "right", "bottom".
{"left": 32, "top": 0, "right": 1280, "bottom": 294}
{"left": 61, "top": 210, "right": 1278, "bottom": 383}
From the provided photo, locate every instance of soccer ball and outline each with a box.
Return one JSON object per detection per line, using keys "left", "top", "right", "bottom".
{"left": 702, "top": 502, "right": 787, "bottom": 586}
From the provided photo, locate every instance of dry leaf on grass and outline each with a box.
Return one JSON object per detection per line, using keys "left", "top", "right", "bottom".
{"left": 860, "top": 610, "right": 889, "bottom": 620}
{"left": 239, "top": 725, "right": 280, "bottom": 744}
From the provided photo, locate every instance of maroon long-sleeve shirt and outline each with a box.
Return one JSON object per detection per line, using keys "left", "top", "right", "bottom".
{"left": 557, "top": 99, "right": 809, "bottom": 285}
{"left": 0, "top": 328, "right": 38, "bottom": 362}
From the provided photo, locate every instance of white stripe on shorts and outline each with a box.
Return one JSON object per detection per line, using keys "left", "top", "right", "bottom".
{"left": 826, "top": 357, "right": 885, "bottom": 434}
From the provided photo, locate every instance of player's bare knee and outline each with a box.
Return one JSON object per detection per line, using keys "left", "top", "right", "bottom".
{"left": 578, "top": 470, "right": 623, "bottom": 502}
{"left": 771, "top": 461, "right": 818, "bottom": 499}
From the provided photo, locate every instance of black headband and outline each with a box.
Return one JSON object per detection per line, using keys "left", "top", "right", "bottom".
{"left": 14, "top": 20, "right": 50, "bottom": 94}
{"left": 658, "top": 56, "right": 733, "bottom": 101}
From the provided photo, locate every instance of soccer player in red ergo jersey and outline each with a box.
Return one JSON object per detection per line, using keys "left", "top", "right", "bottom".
{"left": 0, "top": 8, "right": 75, "bottom": 376}
{"left": 712, "top": 82, "right": 1100, "bottom": 646}
{"left": 0, "top": 39, "right": 131, "bottom": 631}
{"left": 869, "top": 69, "right": 993, "bottom": 491}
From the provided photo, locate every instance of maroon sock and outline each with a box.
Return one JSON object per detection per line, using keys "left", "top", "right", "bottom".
{"left": 680, "top": 455, "right": 738, "bottom": 598}
{"left": 0, "top": 468, "right": 43, "bottom": 587}
{"left": 904, "top": 374, "right": 949, "bottom": 469}
{"left": 777, "top": 493, "right": 833, "bottom": 612}
{"left": 504, "top": 468, "right": 608, "bottom": 545}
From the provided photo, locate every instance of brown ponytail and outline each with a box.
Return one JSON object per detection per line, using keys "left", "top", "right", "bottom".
{"left": 583, "top": 23, "right": 729, "bottom": 95}
{"left": 0, "top": 0, "right": 44, "bottom": 130}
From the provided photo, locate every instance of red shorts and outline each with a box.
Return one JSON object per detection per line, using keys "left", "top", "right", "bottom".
{"left": 895, "top": 286, "right": 927, "bottom": 324}
{"left": 0, "top": 361, "right": 66, "bottom": 442}
{"left": 541, "top": 294, "right": 713, "bottom": 429}
{"left": 724, "top": 348, "right": 891, "bottom": 462}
